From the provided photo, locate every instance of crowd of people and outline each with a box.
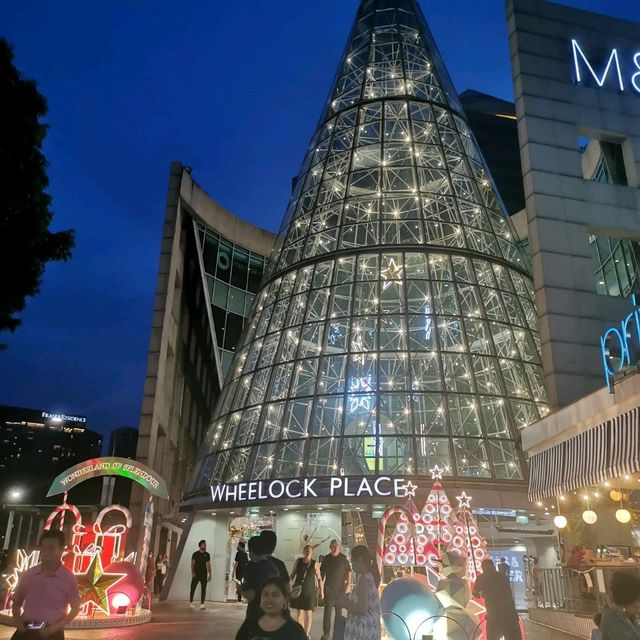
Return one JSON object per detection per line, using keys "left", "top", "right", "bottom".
{"left": 229, "top": 532, "right": 380, "bottom": 640}
{"left": 11, "top": 524, "right": 640, "bottom": 640}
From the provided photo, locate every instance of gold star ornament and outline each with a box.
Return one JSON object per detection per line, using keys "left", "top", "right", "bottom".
{"left": 76, "top": 553, "right": 126, "bottom": 614}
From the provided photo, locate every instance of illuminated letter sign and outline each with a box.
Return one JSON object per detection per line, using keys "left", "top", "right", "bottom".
{"left": 47, "top": 456, "right": 169, "bottom": 500}
{"left": 571, "top": 40, "right": 640, "bottom": 94}
{"left": 600, "top": 294, "right": 640, "bottom": 391}
{"left": 42, "top": 411, "right": 87, "bottom": 423}
{"left": 572, "top": 40, "right": 624, "bottom": 91}
{"left": 208, "top": 475, "right": 415, "bottom": 507}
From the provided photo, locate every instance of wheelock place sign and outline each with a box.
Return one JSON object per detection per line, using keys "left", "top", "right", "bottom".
{"left": 209, "top": 475, "right": 417, "bottom": 508}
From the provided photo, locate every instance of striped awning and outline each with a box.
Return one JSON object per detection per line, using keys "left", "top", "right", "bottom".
{"left": 528, "top": 407, "right": 640, "bottom": 501}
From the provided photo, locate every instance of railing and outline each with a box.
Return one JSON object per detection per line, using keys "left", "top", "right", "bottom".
{"left": 533, "top": 565, "right": 640, "bottom": 614}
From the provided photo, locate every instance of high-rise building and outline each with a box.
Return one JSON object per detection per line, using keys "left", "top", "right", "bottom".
{"left": 0, "top": 405, "right": 103, "bottom": 504}
{"left": 168, "top": 0, "right": 549, "bottom": 601}
{"left": 459, "top": 89, "right": 524, "bottom": 216}
{"left": 130, "top": 163, "right": 276, "bottom": 557}
{"left": 104, "top": 426, "right": 139, "bottom": 507}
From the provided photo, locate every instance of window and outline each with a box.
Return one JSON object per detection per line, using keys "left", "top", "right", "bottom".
{"left": 590, "top": 233, "right": 640, "bottom": 297}
{"left": 580, "top": 137, "right": 628, "bottom": 186}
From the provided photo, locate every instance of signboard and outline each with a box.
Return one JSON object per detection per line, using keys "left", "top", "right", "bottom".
{"left": 600, "top": 294, "right": 640, "bottom": 391}
{"left": 47, "top": 456, "right": 169, "bottom": 500}
{"left": 42, "top": 411, "right": 86, "bottom": 423}
{"left": 209, "top": 475, "right": 417, "bottom": 508}
{"left": 571, "top": 39, "right": 640, "bottom": 93}
{"left": 490, "top": 551, "right": 526, "bottom": 610}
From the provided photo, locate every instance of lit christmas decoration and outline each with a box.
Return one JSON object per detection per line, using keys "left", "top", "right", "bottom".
{"left": 76, "top": 553, "right": 127, "bottom": 615}
{"left": 455, "top": 492, "right": 472, "bottom": 509}
{"left": 380, "top": 258, "right": 403, "bottom": 289}
{"left": 429, "top": 465, "right": 444, "bottom": 480}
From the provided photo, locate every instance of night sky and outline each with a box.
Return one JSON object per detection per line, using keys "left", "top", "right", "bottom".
{"left": 0, "top": 1, "right": 638, "bottom": 442}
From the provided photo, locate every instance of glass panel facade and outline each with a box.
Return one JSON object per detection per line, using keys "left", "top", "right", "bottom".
{"left": 190, "top": 0, "right": 548, "bottom": 492}
{"left": 196, "top": 224, "right": 267, "bottom": 376}
{"left": 589, "top": 233, "right": 640, "bottom": 298}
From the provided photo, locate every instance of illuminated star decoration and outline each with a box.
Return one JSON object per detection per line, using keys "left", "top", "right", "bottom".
{"left": 76, "top": 553, "right": 127, "bottom": 615}
{"left": 401, "top": 481, "right": 418, "bottom": 498}
{"left": 380, "top": 258, "right": 403, "bottom": 290}
{"left": 429, "top": 465, "right": 444, "bottom": 480}
{"left": 456, "top": 492, "right": 472, "bottom": 509}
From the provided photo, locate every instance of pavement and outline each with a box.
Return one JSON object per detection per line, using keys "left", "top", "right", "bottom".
{"left": 0, "top": 601, "right": 579, "bottom": 639}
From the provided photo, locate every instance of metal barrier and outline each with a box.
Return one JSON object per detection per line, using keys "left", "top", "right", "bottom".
{"left": 533, "top": 565, "right": 640, "bottom": 614}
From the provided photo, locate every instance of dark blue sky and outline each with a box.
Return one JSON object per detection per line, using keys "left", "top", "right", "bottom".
{"left": 0, "top": 0, "right": 638, "bottom": 440}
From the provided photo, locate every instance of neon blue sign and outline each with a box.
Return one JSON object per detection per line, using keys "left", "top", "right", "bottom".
{"left": 571, "top": 39, "right": 640, "bottom": 93}
{"left": 600, "top": 294, "right": 640, "bottom": 391}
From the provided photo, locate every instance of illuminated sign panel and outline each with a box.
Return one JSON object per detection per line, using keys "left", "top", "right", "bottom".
{"left": 209, "top": 475, "right": 417, "bottom": 507}
{"left": 571, "top": 39, "right": 640, "bottom": 93}
{"left": 42, "top": 411, "right": 87, "bottom": 423}
{"left": 47, "top": 456, "right": 169, "bottom": 499}
{"left": 600, "top": 294, "right": 640, "bottom": 391}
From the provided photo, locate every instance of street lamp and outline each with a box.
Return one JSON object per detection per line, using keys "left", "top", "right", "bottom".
{"left": 7, "top": 488, "right": 23, "bottom": 501}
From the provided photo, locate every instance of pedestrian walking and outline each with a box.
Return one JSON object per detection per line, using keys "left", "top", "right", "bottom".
{"left": 336, "top": 545, "right": 381, "bottom": 640}
{"left": 190, "top": 540, "right": 211, "bottom": 609}
{"left": 154, "top": 553, "right": 165, "bottom": 595}
{"left": 260, "top": 530, "right": 289, "bottom": 582}
{"left": 11, "top": 529, "right": 80, "bottom": 640}
{"left": 320, "top": 539, "right": 352, "bottom": 640}
{"left": 290, "top": 544, "right": 323, "bottom": 636}
{"left": 242, "top": 535, "right": 279, "bottom": 620}
{"left": 600, "top": 571, "right": 640, "bottom": 639}
{"left": 473, "top": 558, "right": 521, "bottom": 640}
{"left": 233, "top": 541, "right": 249, "bottom": 603}
{"left": 144, "top": 551, "right": 155, "bottom": 596}
{"left": 235, "top": 576, "right": 307, "bottom": 640}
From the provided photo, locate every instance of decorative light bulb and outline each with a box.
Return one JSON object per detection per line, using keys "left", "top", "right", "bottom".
{"left": 616, "top": 509, "right": 631, "bottom": 524}
{"left": 582, "top": 510, "right": 598, "bottom": 525}
{"left": 553, "top": 515, "right": 568, "bottom": 529}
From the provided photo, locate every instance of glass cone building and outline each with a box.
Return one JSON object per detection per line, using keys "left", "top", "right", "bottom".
{"left": 185, "top": 0, "right": 549, "bottom": 507}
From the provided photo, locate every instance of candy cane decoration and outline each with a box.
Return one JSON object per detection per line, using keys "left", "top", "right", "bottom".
{"left": 44, "top": 501, "right": 82, "bottom": 531}
{"left": 95, "top": 505, "right": 133, "bottom": 529}
{"left": 138, "top": 496, "right": 154, "bottom": 575}
{"left": 376, "top": 505, "right": 413, "bottom": 577}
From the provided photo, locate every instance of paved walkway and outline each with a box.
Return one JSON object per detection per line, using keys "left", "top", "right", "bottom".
{"left": 0, "top": 601, "right": 579, "bottom": 639}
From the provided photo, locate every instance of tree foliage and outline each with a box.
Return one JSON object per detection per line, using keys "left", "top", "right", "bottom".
{"left": 0, "top": 38, "right": 75, "bottom": 344}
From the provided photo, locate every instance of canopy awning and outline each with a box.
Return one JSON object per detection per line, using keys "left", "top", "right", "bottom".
{"left": 528, "top": 406, "right": 640, "bottom": 501}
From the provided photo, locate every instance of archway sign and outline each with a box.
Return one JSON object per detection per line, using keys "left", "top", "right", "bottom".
{"left": 46, "top": 456, "right": 169, "bottom": 500}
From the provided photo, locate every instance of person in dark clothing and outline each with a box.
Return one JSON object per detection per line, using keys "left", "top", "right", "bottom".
{"left": 320, "top": 539, "right": 352, "bottom": 640}
{"left": 190, "top": 540, "right": 211, "bottom": 609}
{"left": 600, "top": 571, "right": 640, "bottom": 640}
{"left": 290, "top": 544, "right": 323, "bottom": 636}
{"left": 243, "top": 535, "right": 279, "bottom": 620}
{"left": 235, "top": 577, "right": 307, "bottom": 640}
{"left": 260, "top": 530, "right": 289, "bottom": 582}
{"left": 498, "top": 557, "right": 510, "bottom": 579}
{"left": 234, "top": 541, "right": 249, "bottom": 603}
{"left": 473, "top": 559, "right": 521, "bottom": 640}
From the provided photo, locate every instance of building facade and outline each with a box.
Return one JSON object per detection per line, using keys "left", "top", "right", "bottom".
{"left": 130, "top": 163, "right": 275, "bottom": 558}
{"left": 0, "top": 404, "right": 102, "bottom": 504}
{"left": 0, "top": 405, "right": 103, "bottom": 551}
{"left": 103, "top": 426, "right": 139, "bottom": 507}
{"left": 508, "top": 0, "right": 640, "bottom": 410}
{"left": 166, "top": 0, "right": 553, "bottom": 602}
{"left": 506, "top": 1, "right": 640, "bottom": 634}
{"left": 459, "top": 89, "right": 524, "bottom": 216}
